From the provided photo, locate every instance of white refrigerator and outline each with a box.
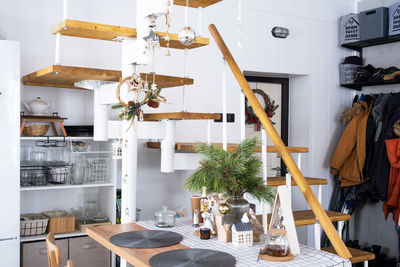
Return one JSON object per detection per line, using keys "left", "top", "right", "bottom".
{"left": 0, "top": 40, "right": 20, "bottom": 266}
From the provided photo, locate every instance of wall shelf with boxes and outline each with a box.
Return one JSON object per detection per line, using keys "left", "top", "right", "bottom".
{"left": 339, "top": 3, "right": 400, "bottom": 91}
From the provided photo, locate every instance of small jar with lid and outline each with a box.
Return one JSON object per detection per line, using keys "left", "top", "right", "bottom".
{"left": 264, "top": 229, "right": 290, "bottom": 257}
{"left": 154, "top": 205, "right": 176, "bottom": 228}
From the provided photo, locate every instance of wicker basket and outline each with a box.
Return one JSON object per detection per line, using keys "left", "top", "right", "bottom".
{"left": 23, "top": 124, "right": 49, "bottom": 136}
{"left": 20, "top": 213, "right": 49, "bottom": 237}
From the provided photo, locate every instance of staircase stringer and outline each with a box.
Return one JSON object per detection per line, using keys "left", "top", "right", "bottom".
{"left": 208, "top": 24, "right": 352, "bottom": 259}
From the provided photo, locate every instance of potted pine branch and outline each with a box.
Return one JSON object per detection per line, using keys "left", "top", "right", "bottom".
{"left": 184, "top": 136, "right": 274, "bottom": 224}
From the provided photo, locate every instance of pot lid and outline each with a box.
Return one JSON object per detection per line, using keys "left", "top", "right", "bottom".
{"left": 155, "top": 205, "right": 176, "bottom": 217}
{"left": 30, "top": 97, "right": 48, "bottom": 105}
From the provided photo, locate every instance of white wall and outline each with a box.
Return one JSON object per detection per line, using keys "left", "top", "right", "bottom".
{"left": 345, "top": 0, "right": 400, "bottom": 259}
{"left": 0, "top": 0, "right": 357, "bottom": 246}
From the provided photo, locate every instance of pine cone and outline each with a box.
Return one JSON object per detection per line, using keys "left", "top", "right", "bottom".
{"left": 148, "top": 100, "right": 160, "bottom": 108}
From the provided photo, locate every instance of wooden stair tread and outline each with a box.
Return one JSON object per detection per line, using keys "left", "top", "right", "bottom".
{"left": 266, "top": 176, "right": 328, "bottom": 186}
{"left": 174, "top": 0, "right": 222, "bottom": 8}
{"left": 52, "top": 20, "right": 209, "bottom": 50}
{"left": 22, "top": 65, "right": 193, "bottom": 90}
{"left": 143, "top": 112, "right": 221, "bottom": 121}
{"left": 256, "top": 210, "right": 350, "bottom": 228}
{"left": 146, "top": 141, "right": 308, "bottom": 153}
{"left": 322, "top": 247, "right": 375, "bottom": 263}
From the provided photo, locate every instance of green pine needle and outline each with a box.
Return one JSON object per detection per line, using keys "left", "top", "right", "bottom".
{"left": 184, "top": 136, "right": 275, "bottom": 204}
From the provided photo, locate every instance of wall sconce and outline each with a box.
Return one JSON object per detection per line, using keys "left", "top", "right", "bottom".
{"left": 271, "top": 27, "right": 289, "bottom": 38}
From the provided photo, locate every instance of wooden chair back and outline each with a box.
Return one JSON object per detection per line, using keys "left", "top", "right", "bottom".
{"left": 46, "top": 232, "right": 62, "bottom": 267}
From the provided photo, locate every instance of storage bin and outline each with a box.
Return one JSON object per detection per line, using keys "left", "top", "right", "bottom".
{"left": 339, "top": 13, "right": 360, "bottom": 44}
{"left": 340, "top": 64, "right": 359, "bottom": 84}
{"left": 46, "top": 165, "right": 72, "bottom": 184}
{"left": 20, "top": 166, "right": 47, "bottom": 186}
{"left": 20, "top": 213, "right": 49, "bottom": 237}
{"left": 42, "top": 210, "right": 75, "bottom": 234}
{"left": 360, "top": 7, "right": 389, "bottom": 41}
{"left": 389, "top": 2, "right": 400, "bottom": 36}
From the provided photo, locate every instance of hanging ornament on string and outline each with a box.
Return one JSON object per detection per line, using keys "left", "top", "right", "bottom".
{"left": 178, "top": 0, "right": 197, "bottom": 46}
{"left": 143, "top": 14, "right": 161, "bottom": 53}
{"left": 237, "top": 0, "right": 243, "bottom": 49}
{"left": 128, "top": 63, "right": 143, "bottom": 92}
{"left": 165, "top": 0, "right": 172, "bottom": 56}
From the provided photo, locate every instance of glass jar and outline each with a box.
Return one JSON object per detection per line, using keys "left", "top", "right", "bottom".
{"left": 154, "top": 205, "right": 176, "bottom": 228}
{"left": 264, "top": 229, "right": 290, "bottom": 257}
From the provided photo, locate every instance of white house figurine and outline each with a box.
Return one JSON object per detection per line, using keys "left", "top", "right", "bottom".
{"left": 232, "top": 213, "right": 253, "bottom": 247}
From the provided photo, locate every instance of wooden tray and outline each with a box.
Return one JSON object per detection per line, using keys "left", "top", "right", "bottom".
{"left": 76, "top": 221, "right": 111, "bottom": 232}
{"left": 260, "top": 253, "right": 294, "bottom": 262}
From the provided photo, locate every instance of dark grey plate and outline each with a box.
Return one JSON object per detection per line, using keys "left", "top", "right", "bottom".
{"left": 149, "top": 249, "right": 236, "bottom": 267}
{"left": 109, "top": 230, "right": 183, "bottom": 248}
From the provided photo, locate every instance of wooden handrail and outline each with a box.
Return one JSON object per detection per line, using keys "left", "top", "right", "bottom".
{"left": 208, "top": 24, "right": 351, "bottom": 259}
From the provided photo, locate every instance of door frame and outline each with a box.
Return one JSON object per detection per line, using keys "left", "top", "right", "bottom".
{"left": 244, "top": 76, "right": 289, "bottom": 177}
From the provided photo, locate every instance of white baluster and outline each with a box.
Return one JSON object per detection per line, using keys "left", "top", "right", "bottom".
{"left": 222, "top": 58, "right": 227, "bottom": 151}
{"left": 261, "top": 127, "right": 268, "bottom": 233}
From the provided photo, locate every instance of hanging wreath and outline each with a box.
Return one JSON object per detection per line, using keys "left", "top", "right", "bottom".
{"left": 245, "top": 89, "right": 279, "bottom": 131}
{"left": 112, "top": 75, "right": 166, "bottom": 129}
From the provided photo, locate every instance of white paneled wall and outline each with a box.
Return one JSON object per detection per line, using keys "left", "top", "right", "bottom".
{"left": 0, "top": 0, "right": 357, "bottom": 245}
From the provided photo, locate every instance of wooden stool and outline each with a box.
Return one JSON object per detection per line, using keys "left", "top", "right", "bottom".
{"left": 20, "top": 115, "right": 68, "bottom": 136}
{"left": 46, "top": 232, "right": 74, "bottom": 267}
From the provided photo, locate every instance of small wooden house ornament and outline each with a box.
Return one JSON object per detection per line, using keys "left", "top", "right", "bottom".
{"left": 269, "top": 186, "right": 300, "bottom": 255}
{"left": 232, "top": 213, "right": 253, "bottom": 247}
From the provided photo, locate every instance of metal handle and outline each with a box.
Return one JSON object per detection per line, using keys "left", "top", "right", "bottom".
{"left": 83, "top": 243, "right": 98, "bottom": 249}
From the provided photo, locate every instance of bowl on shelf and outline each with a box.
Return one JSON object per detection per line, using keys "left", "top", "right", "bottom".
{"left": 23, "top": 124, "right": 49, "bottom": 136}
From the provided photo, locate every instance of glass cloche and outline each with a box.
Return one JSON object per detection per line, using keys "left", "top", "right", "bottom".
{"left": 154, "top": 205, "right": 176, "bottom": 228}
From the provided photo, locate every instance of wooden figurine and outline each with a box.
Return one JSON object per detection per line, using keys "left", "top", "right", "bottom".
{"left": 249, "top": 209, "right": 264, "bottom": 242}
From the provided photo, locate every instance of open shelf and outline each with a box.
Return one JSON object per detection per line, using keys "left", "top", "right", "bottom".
{"left": 22, "top": 65, "right": 194, "bottom": 90}
{"left": 143, "top": 112, "right": 221, "bottom": 121}
{"left": 174, "top": 0, "right": 222, "bottom": 8}
{"left": 20, "top": 183, "right": 114, "bottom": 191}
{"left": 52, "top": 20, "right": 209, "bottom": 50}
{"left": 22, "top": 65, "right": 119, "bottom": 90}
{"left": 266, "top": 176, "right": 328, "bottom": 187}
{"left": 146, "top": 141, "right": 309, "bottom": 153}
{"left": 322, "top": 246, "right": 375, "bottom": 264}
{"left": 341, "top": 79, "right": 400, "bottom": 91}
{"left": 342, "top": 34, "right": 400, "bottom": 51}
{"left": 21, "top": 231, "right": 87, "bottom": 243}
{"left": 20, "top": 136, "right": 94, "bottom": 141}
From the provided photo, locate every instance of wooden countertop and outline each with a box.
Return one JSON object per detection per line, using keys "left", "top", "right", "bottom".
{"left": 86, "top": 223, "right": 189, "bottom": 267}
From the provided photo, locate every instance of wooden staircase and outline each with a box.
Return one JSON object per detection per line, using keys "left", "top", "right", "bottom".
{"left": 208, "top": 23, "right": 375, "bottom": 263}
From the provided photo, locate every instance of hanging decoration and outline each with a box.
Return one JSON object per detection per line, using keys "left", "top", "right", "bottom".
{"left": 112, "top": 72, "right": 166, "bottom": 129}
{"left": 165, "top": 0, "right": 172, "bottom": 56}
{"left": 245, "top": 89, "right": 279, "bottom": 131}
{"left": 143, "top": 14, "right": 161, "bottom": 52}
{"left": 178, "top": 0, "right": 197, "bottom": 46}
{"left": 237, "top": 0, "right": 243, "bottom": 49}
{"left": 112, "top": 139, "right": 123, "bottom": 159}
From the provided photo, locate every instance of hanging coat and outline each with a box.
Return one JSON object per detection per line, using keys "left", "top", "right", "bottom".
{"left": 383, "top": 138, "right": 400, "bottom": 225}
{"left": 330, "top": 100, "right": 373, "bottom": 187}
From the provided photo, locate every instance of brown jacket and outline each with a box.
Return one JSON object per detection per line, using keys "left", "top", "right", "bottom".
{"left": 330, "top": 100, "right": 373, "bottom": 187}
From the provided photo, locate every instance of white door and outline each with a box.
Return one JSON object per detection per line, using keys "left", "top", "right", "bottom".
{"left": 0, "top": 239, "right": 19, "bottom": 266}
{"left": 0, "top": 40, "right": 20, "bottom": 240}
{"left": 246, "top": 82, "right": 282, "bottom": 177}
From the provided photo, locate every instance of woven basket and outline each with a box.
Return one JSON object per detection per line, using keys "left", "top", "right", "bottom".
{"left": 23, "top": 124, "right": 49, "bottom": 136}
